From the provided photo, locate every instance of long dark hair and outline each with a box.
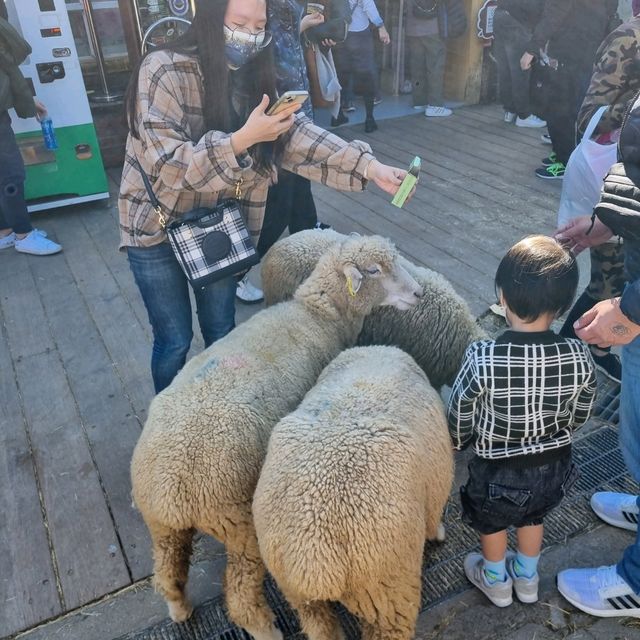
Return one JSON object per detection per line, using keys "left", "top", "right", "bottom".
{"left": 125, "top": 0, "right": 280, "bottom": 170}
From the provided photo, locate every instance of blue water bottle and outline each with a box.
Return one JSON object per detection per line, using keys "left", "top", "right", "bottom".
{"left": 41, "top": 116, "right": 58, "bottom": 150}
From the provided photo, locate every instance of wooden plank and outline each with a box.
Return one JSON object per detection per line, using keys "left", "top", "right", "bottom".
{"left": 29, "top": 250, "right": 153, "bottom": 581}
{"left": 0, "top": 307, "right": 62, "bottom": 635}
{"left": 14, "top": 347, "right": 131, "bottom": 610}
{"left": 47, "top": 210, "right": 155, "bottom": 425}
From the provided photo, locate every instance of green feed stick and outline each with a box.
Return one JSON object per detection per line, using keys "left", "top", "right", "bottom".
{"left": 391, "top": 156, "right": 421, "bottom": 208}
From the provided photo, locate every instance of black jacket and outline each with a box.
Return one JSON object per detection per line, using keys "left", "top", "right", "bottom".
{"left": 496, "top": 0, "right": 544, "bottom": 30}
{"left": 613, "top": 92, "right": 640, "bottom": 325}
{"left": 526, "top": 0, "right": 617, "bottom": 67}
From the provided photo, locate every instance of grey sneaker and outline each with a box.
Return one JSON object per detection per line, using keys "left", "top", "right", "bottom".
{"left": 506, "top": 552, "right": 540, "bottom": 603}
{"left": 464, "top": 553, "right": 513, "bottom": 607}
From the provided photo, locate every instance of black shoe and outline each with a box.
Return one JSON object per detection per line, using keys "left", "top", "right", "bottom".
{"left": 535, "top": 162, "right": 565, "bottom": 179}
{"left": 541, "top": 153, "right": 557, "bottom": 167}
{"left": 314, "top": 221, "right": 331, "bottom": 230}
{"left": 331, "top": 113, "right": 349, "bottom": 127}
{"left": 592, "top": 351, "right": 622, "bottom": 383}
{"left": 364, "top": 117, "right": 378, "bottom": 133}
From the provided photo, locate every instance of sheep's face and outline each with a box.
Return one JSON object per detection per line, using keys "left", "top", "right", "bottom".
{"left": 340, "top": 237, "right": 423, "bottom": 312}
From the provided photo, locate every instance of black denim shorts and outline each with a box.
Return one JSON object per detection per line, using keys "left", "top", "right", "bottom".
{"left": 460, "top": 453, "right": 580, "bottom": 535}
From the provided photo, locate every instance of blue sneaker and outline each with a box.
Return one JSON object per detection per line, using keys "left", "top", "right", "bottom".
{"left": 558, "top": 565, "right": 640, "bottom": 618}
{"left": 591, "top": 492, "right": 638, "bottom": 532}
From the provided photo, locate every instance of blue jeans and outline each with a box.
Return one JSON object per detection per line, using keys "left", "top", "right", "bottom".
{"left": 127, "top": 243, "right": 236, "bottom": 393}
{"left": 617, "top": 336, "right": 640, "bottom": 592}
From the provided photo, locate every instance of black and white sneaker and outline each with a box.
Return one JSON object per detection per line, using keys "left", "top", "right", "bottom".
{"left": 558, "top": 565, "right": 640, "bottom": 618}
{"left": 591, "top": 492, "right": 639, "bottom": 532}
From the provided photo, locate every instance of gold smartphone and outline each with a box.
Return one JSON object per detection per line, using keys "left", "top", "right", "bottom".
{"left": 267, "top": 91, "right": 309, "bottom": 116}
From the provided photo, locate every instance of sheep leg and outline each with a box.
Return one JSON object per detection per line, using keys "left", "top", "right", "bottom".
{"left": 286, "top": 599, "right": 346, "bottom": 640}
{"left": 224, "top": 531, "right": 282, "bottom": 640}
{"left": 345, "top": 574, "right": 421, "bottom": 640}
{"left": 148, "top": 522, "right": 195, "bottom": 622}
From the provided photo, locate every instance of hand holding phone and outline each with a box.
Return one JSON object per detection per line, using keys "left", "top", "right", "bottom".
{"left": 267, "top": 90, "right": 309, "bottom": 116}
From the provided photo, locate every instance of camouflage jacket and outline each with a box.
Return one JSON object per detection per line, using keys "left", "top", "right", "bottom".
{"left": 578, "top": 16, "right": 640, "bottom": 136}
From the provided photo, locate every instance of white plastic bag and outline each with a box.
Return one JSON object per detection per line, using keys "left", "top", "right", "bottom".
{"left": 314, "top": 47, "right": 341, "bottom": 118}
{"left": 557, "top": 106, "right": 618, "bottom": 228}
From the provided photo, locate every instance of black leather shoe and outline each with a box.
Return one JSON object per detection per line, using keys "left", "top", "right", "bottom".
{"left": 331, "top": 113, "right": 349, "bottom": 127}
{"left": 364, "top": 117, "right": 378, "bottom": 133}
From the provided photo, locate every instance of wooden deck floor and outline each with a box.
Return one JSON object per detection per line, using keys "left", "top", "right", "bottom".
{"left": 0, "top": 104, "right": 562, "bottom": 637}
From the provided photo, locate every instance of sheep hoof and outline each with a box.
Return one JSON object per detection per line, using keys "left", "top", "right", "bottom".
{"left": 168, "top": 600, "right": 193, "bottom": 623}
{"left": 436, "top": 523, "right": 446, "bottom": 542}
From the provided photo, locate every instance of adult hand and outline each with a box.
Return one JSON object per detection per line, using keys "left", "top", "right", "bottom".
{"left": 301, "top": 12, "right": 324, "bottom": 33}
{"left": 34, "top": 99, "right": 47, "bottom": 121}
{"left": 520, "top": 51, "right": 534, "bottom": 71}
{"left": 574, "top": 298, "right": 640, "bottom": 348}
{"left": 231, "top": 95, "right": 300, "bottom": 155}
{"left": 378, "top": 25, "right": 391, "bottom": 45}
{"left": 368, "top": 159, "right": 414, "bottom": 199}
{"left": 554, "top": 215, "right": 614, "bottom": 254}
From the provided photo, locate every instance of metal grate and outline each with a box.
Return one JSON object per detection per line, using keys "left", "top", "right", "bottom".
{"left": 117, "top": 375, "right": 632, "bottom": 640}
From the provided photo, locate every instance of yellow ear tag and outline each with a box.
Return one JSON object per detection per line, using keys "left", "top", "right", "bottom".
{"left": 346, "top": 276, "right": 357, "bottom": 298}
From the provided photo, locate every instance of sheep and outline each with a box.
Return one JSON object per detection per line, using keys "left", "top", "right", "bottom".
{"left": 261, "top": 229, "right": 487, "bottom": 389}
{"left": 253, "top": 345, "right": 454, "bottom": 640}
{"left": 130, "top": 235, "right": 423, "bottom": 640}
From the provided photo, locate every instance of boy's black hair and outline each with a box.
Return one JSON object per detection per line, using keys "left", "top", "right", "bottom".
{"left": 495, "top": 235, "right": 579, "bottom": 323}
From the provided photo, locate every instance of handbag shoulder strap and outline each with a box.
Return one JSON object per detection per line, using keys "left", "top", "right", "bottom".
{"left": 133, "top": 158, "right": 168, "bottom": 229}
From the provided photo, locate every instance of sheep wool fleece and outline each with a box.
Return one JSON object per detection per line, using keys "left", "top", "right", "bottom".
{"left": 262, "top": 230, "right": 487, "bottom": 389}
{"left": 130, "top": 236, "right": 421, "bottom": 640}
{"left": 253, "top": 346, "right": 454, "bottom": 640}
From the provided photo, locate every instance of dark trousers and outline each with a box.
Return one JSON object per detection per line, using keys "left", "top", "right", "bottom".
{"left": 0, "top": 111, "right": 32, "bottom": 234}
{"left": 545, "top": 62, "right": 592, "bottom": 165}
{"left": 333, "top": 28, "right": 377, "bottom": 100}
{"left": 493, "top": 9, "right": 533, "bottom": 119}
{"left": 256, "top": 171, "right": 318, "bottom": 258}
{"left": 407, "top": 33, "right": 446, "bottom": 107}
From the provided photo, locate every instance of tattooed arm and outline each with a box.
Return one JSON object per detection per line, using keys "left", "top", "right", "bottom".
{"left": 574, "top": 296, "right": 640, "bottom": 348}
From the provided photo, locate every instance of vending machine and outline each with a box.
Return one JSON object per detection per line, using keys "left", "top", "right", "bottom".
{"left": 5, "top": 0, "right": 109, "bottom": 212}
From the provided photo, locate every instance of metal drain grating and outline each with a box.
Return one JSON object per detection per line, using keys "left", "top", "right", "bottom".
{"left": 117, "top": 375, "right": 633, "bottom": 640}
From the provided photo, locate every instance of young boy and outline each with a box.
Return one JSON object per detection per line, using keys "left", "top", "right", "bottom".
{"left": 447, "top": 235, "right": 597, "bottom": 607}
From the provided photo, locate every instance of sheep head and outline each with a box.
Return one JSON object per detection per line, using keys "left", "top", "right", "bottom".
{"left": 296, "top": 235, "right": 423, "bottom": 318}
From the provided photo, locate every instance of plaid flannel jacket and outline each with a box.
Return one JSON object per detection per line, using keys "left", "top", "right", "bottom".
{"left": 118, "top": 50, "right": 374, "bottom": 249}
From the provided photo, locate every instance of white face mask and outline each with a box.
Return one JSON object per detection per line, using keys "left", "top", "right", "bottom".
{"left": 223, "top": 24, "right": 271, "bottom": 70}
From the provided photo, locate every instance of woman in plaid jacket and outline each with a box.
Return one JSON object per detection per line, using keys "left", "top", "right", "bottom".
{"left": 119, "top": 0, "right": 411, "bottom": 393}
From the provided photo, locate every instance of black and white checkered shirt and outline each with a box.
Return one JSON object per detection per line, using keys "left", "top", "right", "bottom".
{"left": 447, "top": 330, "right": 597, "bottom": 461}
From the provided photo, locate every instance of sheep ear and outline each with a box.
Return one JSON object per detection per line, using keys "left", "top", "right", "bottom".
{"left": 343, "top": 264, "right": 363, "bottom": 296}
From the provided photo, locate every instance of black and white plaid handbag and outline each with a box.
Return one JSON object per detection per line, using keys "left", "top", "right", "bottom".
{"left": 135, "top": 161, "right": 259, "bottom": 288}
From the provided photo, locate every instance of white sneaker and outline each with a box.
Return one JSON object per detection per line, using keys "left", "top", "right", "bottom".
{"left": 14, "top": 230, "right": 61, "bottom": 255}
{"left": 516, "top": 115, "right": 547, "bottom": 128}
{"left": 463, "top": 553, "right": 513, "bottom": 607}
{"left": 503, "top": 111, "right": 516, "bottom": 123}
{"left": 557, "top": 564, "right": 640, "bottom": 618}
{"left": 591, "top": 492, "right": 639, "bottom": 532}
{"left": 0, "top": 228, "right": 47, "bottom": 250}
{"left": 236, "top": 274, "right": 264, "bottom": 304}
{"left": 425, "top": 105, "right": 453, "bottom": 117}
{"left": 413, "top": 104, "right": 427, "bottom": 110}
{"left": 0, "top": 232, "right": 15, "bottom": 249}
